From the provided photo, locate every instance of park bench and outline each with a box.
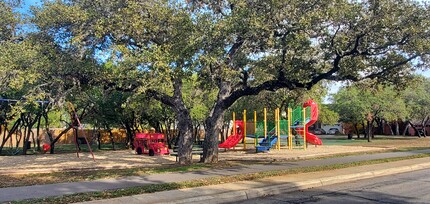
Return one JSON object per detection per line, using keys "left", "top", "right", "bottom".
{"left": 170, "top": 145, "right": 204, "bottom": 162}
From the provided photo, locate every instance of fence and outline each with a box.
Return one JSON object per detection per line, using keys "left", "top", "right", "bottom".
{"left": 1, "top": 128, "right": 128, "bottom": 147}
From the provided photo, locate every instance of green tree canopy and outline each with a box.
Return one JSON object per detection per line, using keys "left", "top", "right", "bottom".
{"left": 333, "top": 82, "right": 409, "bottom": 139}
{"left": 402, "top": 76, "right": 430, "bottom": 136}
{"left": 30, "top": 0, "right": 430, "bottom": 163}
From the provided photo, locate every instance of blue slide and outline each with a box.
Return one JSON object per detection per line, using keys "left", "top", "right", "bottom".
{"left": 256, "top": 135, "right": 278, "bottom": 152}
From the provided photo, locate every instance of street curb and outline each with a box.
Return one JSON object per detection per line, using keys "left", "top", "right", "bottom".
{"left": 157, "top": 161, "right": 430, "bottom": 204}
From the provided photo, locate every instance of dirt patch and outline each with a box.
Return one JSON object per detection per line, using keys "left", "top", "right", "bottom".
{"left": 0, "top": 146, "right": 384, "bottom": 175}
{"left": 1, "top": 137, "right": 429, "bottom": 175}
{"left": 0, "top": 150, "right": 176, "bottom": 175}
{"left": 219, "top": 145, "right": 389, "bottom": 163}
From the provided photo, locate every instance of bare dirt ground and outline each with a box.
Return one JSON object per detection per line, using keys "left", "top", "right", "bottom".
{"left": 1, "top": 136, "right": 429, "bottom": 175}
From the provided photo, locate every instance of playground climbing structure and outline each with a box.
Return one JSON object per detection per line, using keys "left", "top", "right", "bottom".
{"left": 218, "top": 99, "right": 322, "bottom": 152}
{"left": 253, "top": 99, "right": 322, "bottom": 152}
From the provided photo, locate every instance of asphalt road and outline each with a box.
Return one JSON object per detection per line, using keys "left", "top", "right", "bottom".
{"left": 232, "top": 169, "right": 430, "bottom": 204}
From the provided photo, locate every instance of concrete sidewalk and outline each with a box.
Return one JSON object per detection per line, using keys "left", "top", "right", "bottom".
{"left": 1, "top": 149, "right": 430, "bottom": 202}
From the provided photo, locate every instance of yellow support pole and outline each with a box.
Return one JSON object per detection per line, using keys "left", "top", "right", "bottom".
{"left": 277, "top": 108, "right": 281, "bottom": 150}
{"left": 264, "top": 108, "right": 267, "bottom": 139}
{"left": 233, "top": 112, "right": 236, "bottom": 135}
{"left": 274, "top": 108, "right": 278, "bottom": 150}
{"left": 274, "top": 109, "right": 277, "bottom": 134}
{"left": 303, "top": 108, "right": 306, "bottom": 150}
{"left": 254, "top": 111, "right": 257, "bottom": 147}
{"left": 243, "top": 109, "right": 247, "bottom": 150}
{"left": 288, "top": 107, "right": 292, "bottom": 150}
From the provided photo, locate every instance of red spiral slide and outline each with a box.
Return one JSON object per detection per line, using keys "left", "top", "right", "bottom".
{"left": 295, "top": 99, "right": 323, "bottom": 145}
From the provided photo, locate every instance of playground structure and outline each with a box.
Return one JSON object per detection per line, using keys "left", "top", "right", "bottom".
{"left": 218, "top": 99, "right": 322, "bottom": 152}
{"left": 133, "top": 133, "right": 170, "bottom": 156}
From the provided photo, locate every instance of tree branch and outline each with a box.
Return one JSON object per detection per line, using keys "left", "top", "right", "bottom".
{"left": 330, "top": 25, "right": 341, "bottom": 50}
{"left": 146, "top": 89, "right": 175, "bottom": 107}
{"left": 225, "top": 36, "right": 244, "bottom": 66}
{"left": 363, "top": 54, "right": 421, "bottom": 80}
{"left": 341, "top": 33, "right": 365, "bottom": 57}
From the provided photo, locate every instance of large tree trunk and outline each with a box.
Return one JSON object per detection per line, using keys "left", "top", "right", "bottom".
{"left": 174, "top": 79, "right": 194, "bottom": 165}
{"left": 202, "top": 107, "right": 225, "bottom": 163}
{"left": 202, "top": 81, "right": 233, "bottom": 163}
{"left": 176, "top": 107, "right": 194, "bottom": 164}
{"left": 148, "top": 78, "right": 194, "bottom": 164}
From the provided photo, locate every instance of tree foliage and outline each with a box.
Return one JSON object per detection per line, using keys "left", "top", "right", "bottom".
{"left": 402, "top": 76, "right": 430, "bottom": 136}
{"left": 318, "top": 104, "right": 339, "bottom": 125}
{"left": 1, "top": 0, "right": 428, "bottom": 162}
{"left": 333, "top": 81, "right": 410, "bottom": 139}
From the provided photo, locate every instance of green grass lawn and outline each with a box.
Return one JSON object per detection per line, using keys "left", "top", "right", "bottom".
{"left": 320, "top": 138, "right": 368, "bottom": 145}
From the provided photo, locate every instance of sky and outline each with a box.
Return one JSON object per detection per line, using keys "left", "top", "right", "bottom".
{"left": 15, "top": 0, "right": 430, "bottom": 102}
{"left": 14, "top": 0, "right": 42, "bottom": 13}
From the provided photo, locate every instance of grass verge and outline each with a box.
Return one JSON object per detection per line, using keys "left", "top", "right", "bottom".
{"left": 12, "top": 153, "right": 430, "bottom": 204}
